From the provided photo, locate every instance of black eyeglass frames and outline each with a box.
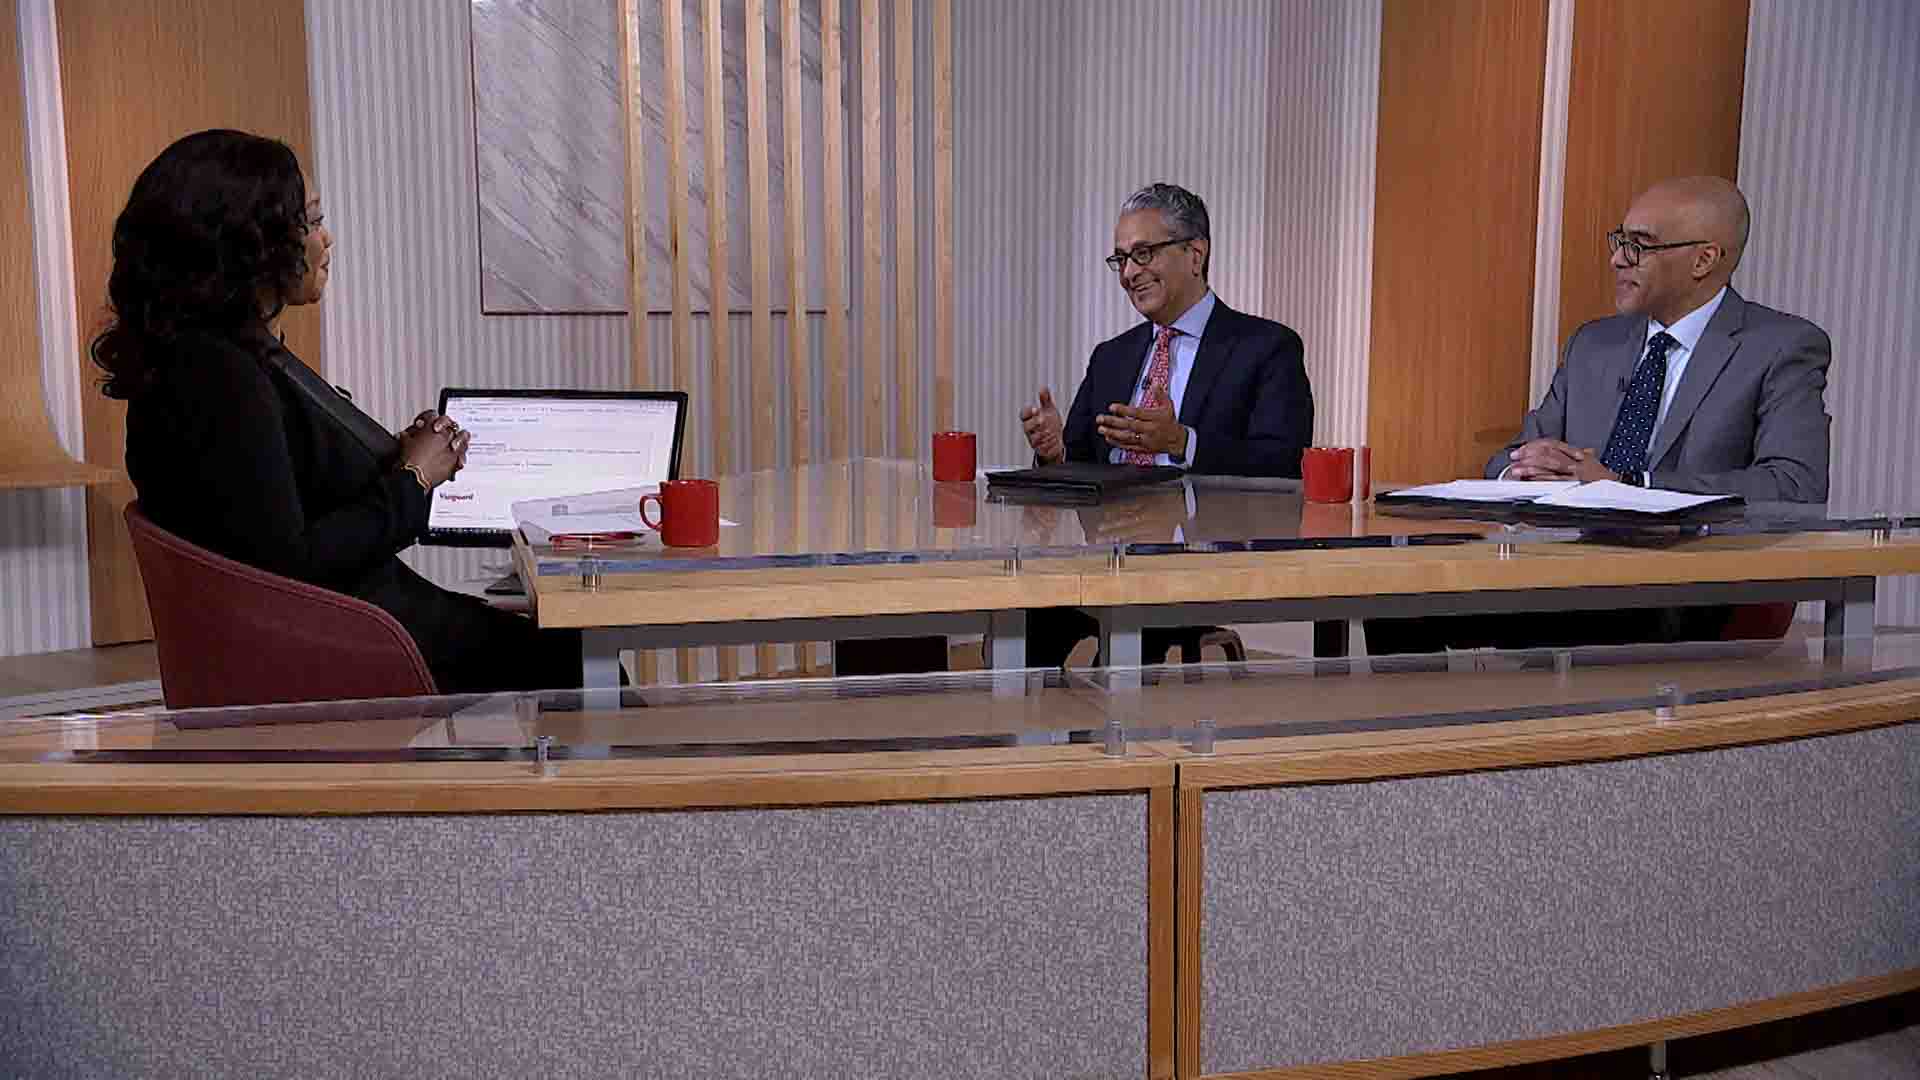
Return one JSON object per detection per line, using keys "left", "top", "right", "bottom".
{"left": 1607, "top": 228, "right": 1708, "bottom": 267}
{"left": 1104, "top": 236, "right": 1192, "bottom": 273}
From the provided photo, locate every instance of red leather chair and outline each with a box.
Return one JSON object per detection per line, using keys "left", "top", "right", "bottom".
{"left": 124, "top": 502, "right": 438, "bottom": 708}
{"left": 1721, "top": 602, "right": 1798, "bottom": 641}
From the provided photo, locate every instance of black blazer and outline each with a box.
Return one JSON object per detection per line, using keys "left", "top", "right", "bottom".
{"left": 1060, "top": 300, "right": 1313, "bottom": 477}
{"left": 123, "top": 326, "right": 571, "bottom": 693}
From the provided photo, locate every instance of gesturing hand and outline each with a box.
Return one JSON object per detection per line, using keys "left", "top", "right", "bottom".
{"left": 1021, "top": 387, "right": 1065, "bottom": 464}
{"left": 1097, "top": 388, "right": 1187, "bottom": 458}
{"left": 399, "top": 410, "right": 470, "bottom": 487}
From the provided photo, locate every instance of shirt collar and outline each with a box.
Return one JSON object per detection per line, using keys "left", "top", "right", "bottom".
{"left": 1649, "top": 285, "right": 1728, "bottom": 353}
{"left": 1160, "top": 289, "right": 1217, "bottom": 340}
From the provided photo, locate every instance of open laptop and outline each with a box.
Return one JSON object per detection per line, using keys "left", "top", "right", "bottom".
{"left": 425, "top": 388, "right": 688, "bottom": 552}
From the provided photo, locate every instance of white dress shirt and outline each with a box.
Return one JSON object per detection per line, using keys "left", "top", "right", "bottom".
{"left": 1107, "top": 290, "right": 1216, "bottom": 470}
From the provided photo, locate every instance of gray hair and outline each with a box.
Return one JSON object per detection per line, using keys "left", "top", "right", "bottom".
{"left": 1121, "top": 183, "right": 1210, "bottom": 275}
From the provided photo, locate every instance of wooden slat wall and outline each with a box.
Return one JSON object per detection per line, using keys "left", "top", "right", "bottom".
{"left": 892, "top": 0, "right": 917, "bottom": 454}
{"left": 57, "top": 0, "right": 320, "bottom": 645}
{"left": 859, "top": 0, "right": 886, "bottom": 457}
{"left": 610, "top": 0, "right": 956, "bottom": 682}
{"left": 783, "top": 0, "right": 811, "bottom": 466}
{"left": 0, "top": 0, "right": 78, "bottom": 487}
{"left": 1366, "top": 0, "right": 1549, "bottom": 486}
{"left": 1556, "top": 0, "right": 1749, "bottom": 342}
{"left": 821, "top": 0, "right": 851, "bottom": 460}
{"left": 930, "top": 0, "right": 953, "bottom": 434}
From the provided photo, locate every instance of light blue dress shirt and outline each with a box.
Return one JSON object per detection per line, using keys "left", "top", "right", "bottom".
{"left": 1106, "top": 290, "right": 1216, "bottom": 469}
{"left": 1640, "top": 285, "right": 1728, "bottom": 448}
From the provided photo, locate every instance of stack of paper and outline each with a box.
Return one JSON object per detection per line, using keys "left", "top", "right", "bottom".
{"left": 1389, "top": 480, "right": 1579, "bottom": 502}
{"left": 1386, "top": 478, "right": 1734, "bottom": 514}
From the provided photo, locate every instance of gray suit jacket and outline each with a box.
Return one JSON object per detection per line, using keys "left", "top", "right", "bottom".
{"left": 1486, "top": 288, "right": 1831, "bottom": 502}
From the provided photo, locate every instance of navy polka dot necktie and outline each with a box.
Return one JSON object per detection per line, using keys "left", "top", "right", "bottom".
{"left": 1599, "top": 331, "right": 1678, "bottom": 477}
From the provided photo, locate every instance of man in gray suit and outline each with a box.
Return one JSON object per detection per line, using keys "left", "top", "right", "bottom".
{"left": 1369, "top": 176, "right": 1833, "bottom": 655}
{"left": 1494, "top": 175, "right": 1830, "bottom": 500}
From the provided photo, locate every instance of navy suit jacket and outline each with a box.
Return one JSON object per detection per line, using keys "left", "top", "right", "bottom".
{"left": 1060, "top": 300, "right": 1313, "bottom": 477}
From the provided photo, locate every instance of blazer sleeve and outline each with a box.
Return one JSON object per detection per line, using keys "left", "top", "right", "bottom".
{"left": 1651, "top": 323, "right": 1832, "bottom": 502}
{"left": 1487, "top": 329, "right": 1578, "bottom": 478}
{"left": 1188, "top": 325, "right": 1313, "bottom": 477}
{"left": 1058, "top": 347, "right": 1109, "bottom": 464}
{"left": 162, "top": 341, "right": 429, "bottom": 586}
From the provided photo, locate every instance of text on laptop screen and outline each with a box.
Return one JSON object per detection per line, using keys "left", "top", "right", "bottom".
{"left": 428, "top": 396, "right": 680, "bottom": 533}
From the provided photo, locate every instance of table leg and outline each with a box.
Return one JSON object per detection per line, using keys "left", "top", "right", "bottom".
{"left": 987, "top": 609, "right": 1028, "bottom": 670}
{"left": 1823, "top": 576, "right": 1876, "bottom": 670}
{"left": 1099, "top": 608, "right": 1145, "bottom": 669}
{"left": 1313, "top": 618, "right": 1351, "bottom": 676}
{"left": 582, "top": 629, "right": 624, "bottom": 710}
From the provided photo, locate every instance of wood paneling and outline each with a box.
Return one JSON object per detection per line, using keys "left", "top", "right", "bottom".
{"left": 820, "top": 0, "right": 850, "bottom": 460}
{"left": 782, "top": 0, "right": 811, "bottom": 465}
{"left": 930, "top": 0, "right": 953, "bottom": 435}
{"left": 57, "top": 0, "right": 319, "bottom": 644}
{"left": 619, "top": 0, "right": 650, "bottom": 392}
{"left": 1557, "top": 0, "right": 1748, "bottom": 342}
{"left": 1367, "top": 0, "right": 1548, "bottom": 486}
{"left": 701, "top": 0, "right": 732, "bottom": 476}
{"left": 0, "top": 752, "right": 1173, "bottom": 815}
{"left": 892, "top": 0, "right": 918, "bottom": 456}
{"left": 1148, "top": 783, "right": 1176, "bottom": 1080}
{"left": 0, "top": 0, "right": 110, "bottom": 491}
{"left": 860, "top": 0, "right": 885, "bottom": 456}
{"left": 745, "top": 0, "right": 775, "bottom": 471}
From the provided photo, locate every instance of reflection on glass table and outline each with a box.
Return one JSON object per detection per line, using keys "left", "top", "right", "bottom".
{"left": 7, "top": 634, "right": 1916, "bottom": 764}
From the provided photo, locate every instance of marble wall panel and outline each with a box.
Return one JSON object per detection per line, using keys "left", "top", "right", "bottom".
{"left": 471, "top": 0, "right": 840, "bottom": 313}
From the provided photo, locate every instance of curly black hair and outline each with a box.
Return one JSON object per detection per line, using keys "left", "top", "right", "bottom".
{"left": 92, "top": 129, "right": 312, "bottom": 399}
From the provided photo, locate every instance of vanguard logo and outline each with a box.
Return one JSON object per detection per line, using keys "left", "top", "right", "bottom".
{"left": 439, "top": 492, "right": 476, "bottom": 501}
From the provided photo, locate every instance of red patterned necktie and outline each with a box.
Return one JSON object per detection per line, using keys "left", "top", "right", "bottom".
{"left": 1121, "top": 325, "right": 1177, "bottom": 465}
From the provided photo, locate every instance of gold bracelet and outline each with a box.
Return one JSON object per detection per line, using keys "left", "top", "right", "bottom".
{"left": 400, "top": 462, "right": 432, "bottom": 493}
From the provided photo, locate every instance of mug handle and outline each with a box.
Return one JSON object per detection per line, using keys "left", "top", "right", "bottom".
{"left": 639, "top": 493, "right": 664, "bottom": 531}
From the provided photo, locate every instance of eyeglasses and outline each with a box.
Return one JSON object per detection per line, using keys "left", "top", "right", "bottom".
{"left": 1105, "top": 236, "right": 1191, "bottom": 273}
{"left": 1607, "top": 228, "right": 1707, "bottom": 267}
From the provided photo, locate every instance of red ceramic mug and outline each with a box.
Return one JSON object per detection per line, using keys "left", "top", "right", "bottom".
{"left": 932, "top": 430, "right": 977, "bottom": 483}
{"left": 639, "top": 479, "right": 721, "bottom": 547}
{"left": 1302, "top": 447, "right": 1355, "bottom": 503}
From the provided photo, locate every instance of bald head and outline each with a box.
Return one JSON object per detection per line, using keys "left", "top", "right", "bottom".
{"left": 1612, "top": 176, "right": 1750, "bottom": 323}
{"left": 1637, "top": 176, "right": 1750, "bottom": 274}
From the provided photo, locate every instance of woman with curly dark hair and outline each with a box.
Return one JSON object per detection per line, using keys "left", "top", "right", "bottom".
{"left": 100, "top": 129, "right": 581, "bottom": 694}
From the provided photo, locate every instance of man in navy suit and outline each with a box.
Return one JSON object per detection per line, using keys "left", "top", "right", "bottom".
{"left": 1016, "top": 183, "right": 1314, "bottom": 666}
{"left": 1021, "top": 183, "right": 1313, "bottom": 477}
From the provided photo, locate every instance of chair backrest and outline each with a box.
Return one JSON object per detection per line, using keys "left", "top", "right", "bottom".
{"left": 124, "top": 502, "right": 438, "bottom": 708}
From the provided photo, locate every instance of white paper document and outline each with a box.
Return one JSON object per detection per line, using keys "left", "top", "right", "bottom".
{"left": 1389, "top": 479, "right": 1581, "bottom": 502}
{"left": 511, "top": 486, "right": 738, "bottom": 542}
{"left": 1529, "top": 480, "right": 1734, "bottom": 513}
{"left": 1389, "top": 478, "right": 1733, "bottom": 514}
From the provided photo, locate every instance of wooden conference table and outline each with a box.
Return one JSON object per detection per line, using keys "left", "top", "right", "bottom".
{"left": 507, "top": 458, "right": 1920, "bottom": 689}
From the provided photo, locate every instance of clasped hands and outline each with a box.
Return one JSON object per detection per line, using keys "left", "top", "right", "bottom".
{"left": 397, "top": 410, "right": 471, "bottom": 487}
{"left": 1507, "top": 438, "right": 1618, "bottom": 483}
{"left": 1020, "top": 385, "right": 1187, "bottom": 464}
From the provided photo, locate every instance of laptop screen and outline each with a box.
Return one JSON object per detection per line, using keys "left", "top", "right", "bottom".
{"left": 426, "top": 388, "right": 687, "bottom": 546}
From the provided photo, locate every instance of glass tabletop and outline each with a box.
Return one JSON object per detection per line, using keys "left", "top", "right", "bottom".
{"left": 517, "top": 458, "right": 1910, "bottom": 576}
{"left": 7, "top": 634, "right": 1916, "bottom": 764}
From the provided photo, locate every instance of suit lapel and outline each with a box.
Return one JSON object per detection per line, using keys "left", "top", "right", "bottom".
{"left": 1596, "top": 316, "right": 1647, "bottom": 438}
{"left": 1178, "top": 304, "right": 1236, "bottom": 428}
{"left": 1646, "top": 290, "right": 1745, "bottom": 469}
{"left": 1106, "top": 323, "right": 1154, "bottom": 408}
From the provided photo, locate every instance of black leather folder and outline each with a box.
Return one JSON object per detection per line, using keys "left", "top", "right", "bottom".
{"left": 985, "top": 462, "right": 1185, "bottom": 504}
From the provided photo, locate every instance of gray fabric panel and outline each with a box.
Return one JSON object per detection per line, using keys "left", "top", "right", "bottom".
{"left": 1202, "top": 724, "right": 1920, "bottom": 1074}
{"left": 0, "top": 796, "right": 1148, "bottom": 1080}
